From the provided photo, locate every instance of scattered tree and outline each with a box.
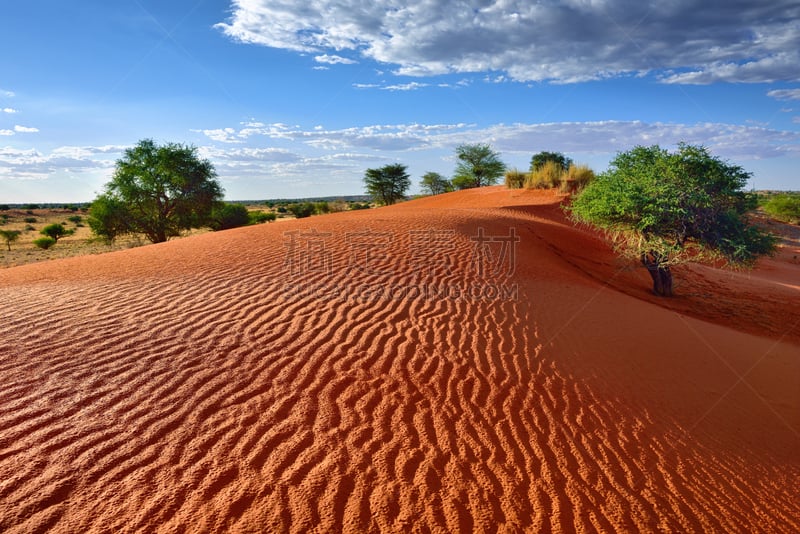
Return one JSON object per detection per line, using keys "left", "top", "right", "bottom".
{"left": 88, "top": 194, "right": 132, "bottom": 243}
{"left": 531, "top": 151, "right": 573, "bottom": 173}
{"left": 364, "top": 163, "right": 411, "bottom": 205}
{"left": 40, "top": 223, "right": 74, "bottom": 242}
{"left": 249, "top": 211, "right": 277, "bottom": 224}
{"left": 0, "top": 229, "right": 21, "bottom": 251}
{"left": 420, "top": 172, "right": 453, "bottom": 195}
{"left": 288, "top": 202, "right": 316, "bottom": 219}
{"left": 569, "top": 143, "right": 776, "bottom": 297}
{"left": 451, "top": 144, "right": 506, "bottom": 189}
{"left": 33, "top": 237, "right": 56, "bottom": 249}
{"left": 88, "top": 139, "right": 223, "bottom": 243}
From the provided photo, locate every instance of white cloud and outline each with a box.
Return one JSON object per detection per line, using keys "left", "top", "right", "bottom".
{"left": 314, "top": 54, "right": 357, "bottom": 65}
{"left": 14, "top": 125, "right": 39, "bottom": 133}
{"left": 2, "top": 108, "right": 17, "bottom": 114}
{"left": 0, "top": 89, "right": 14, "bottom": 98}
{"left": 217, "top": 0, "right": 800, "bottom": 84}
{"left": 0, "top": 130, "right": 14, "bottom": 136}
{"left": 767, "top": 89, "right": 800, "bottom": 101}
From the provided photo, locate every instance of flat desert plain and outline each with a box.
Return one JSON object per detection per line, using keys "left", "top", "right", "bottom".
{"left": 1, "top": 187, "right": 798, "bottom": 532}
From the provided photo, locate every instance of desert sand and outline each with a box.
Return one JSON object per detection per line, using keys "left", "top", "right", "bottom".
{"left": 1, "top": 186, "right": 798, "bottom": 532}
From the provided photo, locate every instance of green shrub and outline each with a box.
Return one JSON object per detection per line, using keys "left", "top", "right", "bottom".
{"left": 0, "top": 204, "right": 9, "bottom": 211}
{"left": 24, "top": 217, "right": 37, "bottom": 223}
{"left": 248, "top": 210, "right": 277, "bottom": 224}
{"left": 210, "top": 203, "right": 250, "bottom": 231}
{"left": 33, "top": 236, "right": 57, "bottom": 249}
{"left": 525, "top": 160, "right": 563, "bottom": 189}
{"left": 504, "top": 168, "right": 527, "bottom": 189}
{"left": 349, "top": 202, "right": 371, "bottom": 210}
{"left": 288, "top": 202, "right": 316, "bottom": 219}
{"left": 561, "top": 164, "right": 596, "bottom": 193}
{"left": 68, "top": 215, "right": 83, "bottom": 224}
{"left": 0, "top": 229, "right": 21, "bottom": 251}
{"left": 763, "top": 194, "right": 800, "bottom": 224}
{"left": 24, "top": 224, "right": 36, "bottom": 232}
{"left": 41, "top": 223, "right": 74, "bottom": 242}
{"left": 23, "top": 204, "right": 40, "bottom": 210}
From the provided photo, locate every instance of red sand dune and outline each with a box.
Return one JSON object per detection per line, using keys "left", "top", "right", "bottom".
{"left": 1, "top": 186, "right": 798, "bottom": 532}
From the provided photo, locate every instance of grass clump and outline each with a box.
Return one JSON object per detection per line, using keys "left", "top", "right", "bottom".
{"left": 525, "top": 160, "right": 563, "bottom": 189}
{"left": 561, "top": 164, "right": 596, "bottom": 193}
{"left": 504, "top": 168, "right": 527, "bottom": 189}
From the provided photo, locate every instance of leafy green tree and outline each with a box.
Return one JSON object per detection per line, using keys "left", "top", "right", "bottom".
{"left": 451, "top": 144, "right": 506, "bottom": 189}
{"left": 569, "top": 144, "right": 776, "bottom": 297}
{"left": 763, "top": 194, "right": 800, "bottom": 224}
{"left": 530, "top": 151, "right": 573, "bottom": 173}
{"left": 288, "top": 202, "right": 316, "bottom": 218}
{"left": 0, "top": 229, "right": 21, "bottom": 251}
{"left": 420, "top": 172, "right": 453, "bottom": 195}
{"left": 210, "top": 203, "right": 250, "bottom": 231}
{"left": 41, "top": 223, "right": 74, "bottom": 242}
{"left": 364, "top": 163, "right": 411, "bottom": 205}
{"left": 88, "top": 139, "right": 223, "bottom": 243}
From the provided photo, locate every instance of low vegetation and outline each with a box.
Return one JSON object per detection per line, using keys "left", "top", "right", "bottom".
{"left": 763, "top": 194, "right": 800, "bottom": 224}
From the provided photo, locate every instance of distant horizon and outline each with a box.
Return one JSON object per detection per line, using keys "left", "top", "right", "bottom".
{"left": 2, "top": 1, "right": 799, "bottom": 203}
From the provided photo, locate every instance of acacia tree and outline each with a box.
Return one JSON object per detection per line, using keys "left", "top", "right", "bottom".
{"left": 420, "top": 172, "right": 453, "bottom": 195}
{"left": 41, "top": 223, "right": 74, "bottom": 242}
{"left": 0, "top": 229, "right": 21, "bottom": 251}
{"left": 452, "top": 143, "right": 506, "bottom": 189}
{"left": 530, "top": 151, "right": 573, "bottom": 173}
{"left": 364, "top": 163, "right": 411, "bottom": 205}
{"left": 569, "top": 143, "right": 776, "bottom": 297}
{"left": 89, "top": 139, "right": 223, "bottom": 243}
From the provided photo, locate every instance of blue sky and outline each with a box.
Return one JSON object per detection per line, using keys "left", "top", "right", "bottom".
{"left": 1, "top": 0, "right": 799, "bottom": 202}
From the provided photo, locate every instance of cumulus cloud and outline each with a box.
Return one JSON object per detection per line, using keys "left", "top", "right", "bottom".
{"left": 0, "top": 145, "right": 119, "bottom": 181}
{"left": 0, "top": 130, "right": 13, "bottom": 136}
{"left": 2, "top": 108, "right": 17, "bottom": 114}
{"left": 14, "top": 125, "right": 39, "bottom": 133}
{"left": 216, "top": 0, "right": 800, "bottom": 84}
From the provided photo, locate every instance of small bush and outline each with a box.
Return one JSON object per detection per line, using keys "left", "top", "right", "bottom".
{"left": 561, "top": 164, "right": 596, "bottom": 193}
{"left": 763, "top": 194, "right": 800, "bottom": 224}
{"left": 349, "top": 202, "right": 371, "bottom": 210}
{"left": 24, "top": 217, "right": 37, "bottom": 223}
{"left": 328, "top": 200, "right": 348, "bottom": 213}
{"left": 276, "top": 206, "right": 288, "bottom": 214}
{"left": 248, "top": 210, "right": 277, "bottom": 224}
{"left": 41, "top": 223, "right": 74, "bottom": 242}
{"left": 33, "top": 236, "right": 57, "bottom": 249}
{"left": 314, "top": 201, "right": 330, "bottom": 214}
{"left": 504, "top": 168, "right": 527, "bottom": 189}
{"left": 210, "top": 203, "right": 250, "bottom": 231}
{"left": 68, "top": 215, "right": 83, "bottom": 224}
{"left": 288, "top": 202, "right": 316, "bottom": 219}
{"left": 525, "top": 160, "right": 563, "bottom": 189}
{"left": 24, "top": 224, "right": 36, "bottom": 232}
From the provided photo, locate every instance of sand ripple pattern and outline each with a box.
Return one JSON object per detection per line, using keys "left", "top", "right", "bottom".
{"left": 1, "top": 189, "right": 798, "bottom": 532}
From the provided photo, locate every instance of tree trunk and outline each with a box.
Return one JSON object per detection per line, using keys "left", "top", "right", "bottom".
{"left": 641, "top": 252, "right": 673, "bottom": 297}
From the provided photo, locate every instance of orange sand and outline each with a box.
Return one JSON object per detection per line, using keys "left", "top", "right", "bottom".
{"left": 1, "top": 187, "right": 798, "bottom": 532}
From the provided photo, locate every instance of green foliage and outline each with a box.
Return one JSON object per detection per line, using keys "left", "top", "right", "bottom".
{"left": 24, "top": 217, "right": 37, "bottom": 223}
{"left": 349, "top": 202, "right": 371, "bottom": 210}
{"left": 0, "top": 204, "right": 9, "bottom": 211}
{"left": 23, "top": 204, "right": 40, "bottom": 210}
{"left": 364, "top": 163, "right": 411, "bottom": 205}
{"left": 288, "top": 202, "right": 316, "bottom": 219}
{"left": 41, "top": 223, "right": 74, "bottom": 242}
{"left": 504, "top": 169, "right": 527, "bottom": 189}
{"left": 569, "top": 143, "right": 777, "bottom": 268}
{"left": 0, "top": 229, "right": 21, "bottom": 251}
{"left": 0, "top": 214, "right": 8, "bottom": 225}
{"left": 420, "top": 172, "right": 453, "bottom": 195}
{"left": 33, "top": 236, "right": 56, "bottom": 249}
{"left": 561, "top": 164, "right": 596, "bottom": 193}
{"left": 68, "top": 215, "right": 83, "bottom": 224}
{"left": 89, "top": 139, "right": 223, "bottom": 243}
{"left": 763, "top": 194, "right": 800, "bottom": 224}
{"left": 452, "top": 144, "right": 506, "bottom": 189}
{"left": 210, "top": 203, "right": 250, "bottom": 231}
{"left": 88, "top": 194, "right": 132, "bottom": 243}
{"left": 24, "top": 224, "right": 35, "bottom": 232}
{"left": 249, "top": 210, "right": 277, "bottom": 224}
{"left": 531, "top": 151, "right": 573, "bottom": 173}
{"left": 276, "top": 206, "right": 288, "bottom": 214}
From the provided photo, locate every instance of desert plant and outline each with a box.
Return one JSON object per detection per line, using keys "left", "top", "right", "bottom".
{"left": 531, "top": 151, "right": 573, "bottom": 173}
{"left": 763, "top": 194, "right": 800, "bottom": 224}
{"left": 288, "top": 202, "right": 316, "bottom": 219}
{"left": 249, "top": 210, "right": 277, "bottom": 224}
{"left": 420, "top": 172, "right": 453, "bottom": 195}
{"left": 561, "top": 164, "right": 596, "bottom": 193}
{"left": 504, "top": 168, "right": 527, "bottom": 189}
{"left": 364, "top": 163, "right": 411, "bottom": 205}
{"left": 89, "top": 139, "right": 223, "bottom": 243}
{"left": 0, "top": 204, "right": 9, "bottom": 211}
{"left": 569, "top": 143, "right": 776, "bottom": 296}
{"left": 210, "top": 203, "right": 250, "bottom": 231}
{"left": 24, "top": 217, "right": 37, "bottom": 223}
{"left": 24, "top": 224, "right": 36, "bottom": 232}
{"left": 33, "top": 236, "right": 56, "bottom": 249}
{"left": 0, "top": 229, "right": 21, "bottom": 251}
{"left": 525, "top": 160, "right": 563, "bottom": 189}
{"left": 68, "top": 215, "right": 83, "bottom": 224}
{"left": 328, "top": 200, "right": 348, "bottom": 213}
{"left": 350, "top": 202, "right": 371, "bottom": 210}
{"left": 41, "top": 223, "right": 74, "bottom": 242}
{"left": 452, "top": 144, "right": 506, "bottom": 189}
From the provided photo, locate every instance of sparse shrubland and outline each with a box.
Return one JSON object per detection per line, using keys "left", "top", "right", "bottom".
{"left": 763, "top": 194, "right": 800, "bottom": 224}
